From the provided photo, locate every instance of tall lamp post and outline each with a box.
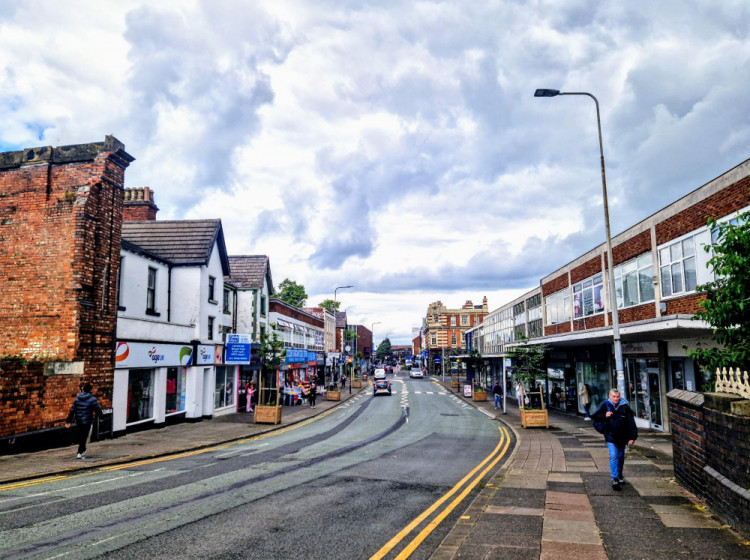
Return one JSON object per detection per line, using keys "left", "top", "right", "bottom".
{"left": 371, "top": 321, "right": 381, "bottom": 365}
{"left": 334, "top": 285, "right": 353, "bottom": 388}
{"left": 534, "top": 88, "right": 625, "bottom": 397}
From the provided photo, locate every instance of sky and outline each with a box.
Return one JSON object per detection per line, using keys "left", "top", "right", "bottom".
{"left": 2, "top": 1, "right": 750, "bottom": 346}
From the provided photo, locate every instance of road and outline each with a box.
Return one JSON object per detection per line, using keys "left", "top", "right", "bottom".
{"left": 0, "top": 375, "right": 514, "bottom": 560}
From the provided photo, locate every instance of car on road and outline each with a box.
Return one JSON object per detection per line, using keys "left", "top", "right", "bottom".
{"left": 385, "top": 365, "right": 393, "bottom": 374}
{"left": 373, "top": 379, "right": 392, "bottom": 396}
{"left": 409, "top": 367, "right": 424, "bottom": 378}
{"left": 374, "top": 368, "right": 387, "bottom": 379}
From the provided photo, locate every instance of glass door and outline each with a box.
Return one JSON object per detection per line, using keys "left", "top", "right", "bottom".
{"left": 625, "top": 358, "right": 663, "bottom": 429}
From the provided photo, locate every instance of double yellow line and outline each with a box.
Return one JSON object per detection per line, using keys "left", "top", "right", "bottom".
{"left": 370, "top": 425, "right": 511, "bottom": 560}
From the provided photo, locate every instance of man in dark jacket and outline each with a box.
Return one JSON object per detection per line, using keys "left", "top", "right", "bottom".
{"left": 591, "top": 388, "right": 638, "bottom": 490}
{"left": 65, "top": 383, "right": 104, "bottom": 459}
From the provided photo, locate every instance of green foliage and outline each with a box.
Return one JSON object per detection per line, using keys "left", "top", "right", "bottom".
{"left": 0, "top": 354, "right": 29, "bottom": 369}
{"left": 508, "top": 333, "right": 548, "bottom": 386}
{"left": 376, "top": 338, "right": 392, "bottom": 359}
{"left": 318, "top": 299, "right": 341, "bottom": 313}
{"left": 277, "top": 278, "right": 308, "bottom": 308}
{"left": 344, "top": 329, "right": 358, "bottom": 341}
{"left": 258, "top": 325, "right": 287, "bottom": 404}
{"left": 689, "top": 211, "right": 750, "bottom": 373}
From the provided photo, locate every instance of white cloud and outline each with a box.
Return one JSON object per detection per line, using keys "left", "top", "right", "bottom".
{"left": 2, "top": 0, "right": 750, "bottom": 344}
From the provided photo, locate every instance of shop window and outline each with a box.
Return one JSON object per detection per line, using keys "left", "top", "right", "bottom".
{"left": 215, "top": 366, "right": 235, "bottom": 409}
{"left": 165, "top": 367, "right": 187, "bottom": 414}
{"left": 573, "top": 273, "right": 604, "bottom": 318}
{"left": 614, "top": 253, "right": 655, "bottom": 309}
{"left": 127, "top": 369, "right": 154, "bottom": 424}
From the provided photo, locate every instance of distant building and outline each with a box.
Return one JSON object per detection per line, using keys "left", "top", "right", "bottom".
{"left": 423, "top": 298, "right": 488, "bottom": 375}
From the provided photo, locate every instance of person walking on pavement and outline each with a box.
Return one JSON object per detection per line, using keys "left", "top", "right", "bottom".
{"left": 591, "top": 388, "right": 638, "bottom": 490}
{"left": 65, "top": 383, "right": 103, "bottom": 460}
{"left": 245, "top": 381, "right": 255, "bottom": 413}
{"left": 340, "top": 374, "right": 346, "bottom": 390}
{"left": 309, "top": 380, "right": 317, "bottom": 408}
{"left": 492, "top": 381, "right": 503, "bottom": 410}
{"left": 516, "top": 380, "right": 524, "bottom": 408}
{"left": 579, "top": 383, "right": 592, "bottom": 420}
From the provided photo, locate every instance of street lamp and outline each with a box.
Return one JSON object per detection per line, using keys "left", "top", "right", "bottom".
{"left": 371, "top": 321, "right": 381, "bottom": 364}
{"left": 534, "top": 88, "right": 625, "bottom": 397}
{"left": 333, "top": 285, "right": 353, "bottom": 389}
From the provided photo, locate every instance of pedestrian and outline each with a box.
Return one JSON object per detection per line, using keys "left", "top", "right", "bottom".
{"left": 591, "top": 388, "right": 638, "bottom": 491}
{"left": 250, "top": 381, "right": 255, "bottom": 412}
{"left": 516, "top": 380, "right": 524, "bottom": 408}
{"left": 309, "top": 380, "right": 317, "bottom": 408}
{"left": 65, "top": 382, "right": 104, "bottom": 460}
{"left": 579, "top": 383, "right": 592, "bottom": 420}
{"left": 340, "top": 374, "right": 346, "bottom": 389}
{"left": 492, "top": 382, "right": 503, "bottom": 410}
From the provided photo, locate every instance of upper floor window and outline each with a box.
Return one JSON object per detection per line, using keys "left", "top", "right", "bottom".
{"left": 451, "top": 332, "right": 457, "bottom": 345}
{"left": 146, "top": 267, "right": 157, "bottom": 313}
{"left": 208, "top": 276, "right": 216, "bottom": 302}
{"left": 117, "top": 256, "right": 125, "bottom": 310}
{"left": 433, "top": 314, "right": 439, "bottom": 322}
{"left": 450, "top": 316, "right": 456, "bottom": 326}
{"left": 208, "top": 316, "right": 215, "bottom": 341}
{"left": 431, "top": 333, "right": 437, "bottom": 345}
{"left": 573, "top": 273, "right": 604, "bottom": 318}
{"left": 659, "top": 231, "right": 711, "bottom": 298}
{"left": 223, "top": 288, "right": 231, "bottom": 314}
{"left": 260, "top": 294, "right": 267, "bottom": 317}
{"left": 461, "top": 315, "right": 468, "bottom": 325}
{"left": 615, "top": 253, "right": 655, "bottom": 309}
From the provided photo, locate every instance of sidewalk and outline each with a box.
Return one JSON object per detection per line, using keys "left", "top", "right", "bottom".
{"left": 0, "top": 384, "right": 369, "bottom": 485}
{"left": 430, "top": 380, "right": 748, "bottom": 560}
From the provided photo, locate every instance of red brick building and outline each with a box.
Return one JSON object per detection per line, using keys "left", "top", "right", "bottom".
{"left": 0, "top": 137, "right": 134, "bottom": 449}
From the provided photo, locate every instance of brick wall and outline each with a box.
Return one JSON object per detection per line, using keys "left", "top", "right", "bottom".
{"left": 668, "top": 390, "right": 750, "bottom": 538}
{"left": 612, "top": 230, "right": 651, "bottom": 265}
{"left": 123, "top": 186, "right": 158, "bottom": 221}
{"left": 542, "top": 274, "right": 568, "bottom": 297}
{"left": 570, "top": 256, "right": 602, "bottom": 284}
{"left": 544, "top": 322, "right": 571, "bottom": 336}
{"left": 656, "top": 177, "right": 750, "bottom": 245}
{"left": 664, "top": 292, "right": 705, "bottom": 315}
{"left": 0, "top": 137, "right": 133, "bottom": 441}
{"left": 573, "top": 314, "right": 605, "bottom": 331}
{"left": 618, "top": 303, "right": 657, "bottom": 323}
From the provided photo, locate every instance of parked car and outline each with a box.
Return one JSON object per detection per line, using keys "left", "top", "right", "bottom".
{"left": 373, "top": 379, "right": 392, "bottom": 396}
{"left": 374, "top": 368, "right": 387, "bottom": 379}
{"left": 409, "top": 367, "right": 424, "bottom": 379}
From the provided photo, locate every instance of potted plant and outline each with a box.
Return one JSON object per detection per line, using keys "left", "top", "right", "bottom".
{"left": 472, "top": 385, "right": 487, "bottom": 401}
{"left": 508, "top": 333, "right": 549, "bottom": 428}
{"left": 254, "top": 326, "right": 286, "bottom": 425}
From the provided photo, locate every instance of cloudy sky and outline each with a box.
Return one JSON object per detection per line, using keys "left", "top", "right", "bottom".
{"left": 2, "top": 1, "right": 749, "bottom": 345}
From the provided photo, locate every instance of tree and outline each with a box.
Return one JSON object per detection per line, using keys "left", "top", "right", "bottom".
{"left": 376, "top": 338, "right": 392, "bottom": 360}
{"left": 318, "top": 299, "right": 341, "bottom": 313}
{"left": 508, "top": 333, "right": 547, "bottom": 387}
{"left": 257, "top": 325, "right": 286, "bottom": 405}
{"left": 277, "top": 278, "right": 308, "bottom": 308}
{"left": 689, "top": 211, "right": 750, "bottom": 378}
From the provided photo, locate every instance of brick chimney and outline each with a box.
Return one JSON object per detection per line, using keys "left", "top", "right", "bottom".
{"left": 124, "top": 186, "right": 159, "bottom": 221}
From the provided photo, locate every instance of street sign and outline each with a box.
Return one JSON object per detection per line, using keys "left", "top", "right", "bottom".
{"left": 434, "top": 357, "right": 441, "bottom": 363}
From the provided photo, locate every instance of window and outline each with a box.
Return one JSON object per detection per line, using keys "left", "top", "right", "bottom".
{"left": 614, "top": 253, "right": 655, "bottom": 309}
{"left": 450, "top": 316, "right": 456, "bottom": 326}
{"left": 214, "top": 366, "right": 235, "bottom": 409}
{"left": 127, "top": 369, "right": 154, "bottom": 424}
{"left": 146, "top": 267, "right": 157, "bottom": 313}
{"left": 461, "top": 315, "right": 468, "bottom": 326}
{"left": 545, "top": 289, "right": 571, "bottom": 324}
{"left": 117, "top": 256, "right": 125, "bottom": 310}
{"left": 208, "top": 316, "right": 215, "bottom": 341}
{"left": 659, "top": 230, "right": 711, "bottom": 298}
{"left": 260, "top": 294, "right": 267, "bottom": 317}
{"left": 573, "top": 273, "right": 604, "bottom": 318}
{"left": 433, "top": 314, "right": 439, "bottom": 322}
{"left": 208, "top": 276, "right": 216, "bottom": 302}
{"left": 223, "top": 288, "right": 231, "bottom": 314}
{"left": 431, "top": 333, "right": 437, "bottom": 345}
{"left": 451, "top": 332, "right": 457, "bottom": 345}
{"left": 528, "top": 319, "right": 543, "bottom": 338}
{"left": 165, "top": 367, "right": 187, "bottom": 414}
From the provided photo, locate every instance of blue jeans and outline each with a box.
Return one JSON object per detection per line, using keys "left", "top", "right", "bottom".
{"left": 494, "top": 394, "right": 501, "bottom": 409}
{"left": 606, "top": 442, "right": 626, "bottom": 480}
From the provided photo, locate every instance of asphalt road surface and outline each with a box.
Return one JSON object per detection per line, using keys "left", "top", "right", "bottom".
{"left": 0, "top": 375, "right": 514, "bottom": 560}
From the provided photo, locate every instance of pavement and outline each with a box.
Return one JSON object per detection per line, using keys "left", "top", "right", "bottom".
{"left": 1, "top": 377, "right": 747, "bottom": 559}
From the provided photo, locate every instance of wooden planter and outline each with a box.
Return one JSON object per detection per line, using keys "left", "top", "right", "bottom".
{"left": 451, "top": 380, "right": 460, "bottom": 388}
{"left": 352, "top": 380, "right": 362, "bottom": 388}
{"left": 520, "top": 408, "right": 549, "bottom": 428}
{"left": 254, "top": 405, "right": 282, "bottom": 425}
{"left": 472, "top": 391, "right": 487, "bottom": 402}
{"left": 327, "top": 390, "right": 341, "bottom": 401}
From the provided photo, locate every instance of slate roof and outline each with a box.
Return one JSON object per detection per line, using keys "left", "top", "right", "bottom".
{"left": 226, "top": 255, "right": 274, "bottom": 293}
{"left": 336, "top": 311, "right": 348, "bottom": 328}
{"left": 121, "top": 219, "right": 230, "bottom": 274}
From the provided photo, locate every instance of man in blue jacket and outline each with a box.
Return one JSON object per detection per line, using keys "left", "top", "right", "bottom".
{"left": 591, "top": 388, "right": 638, "bottom": 490}
{"left": 65, "top": 383, "right": 104, "bottom": 459}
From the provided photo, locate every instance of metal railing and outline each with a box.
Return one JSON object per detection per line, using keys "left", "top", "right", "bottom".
{"left": 715, "top": 367, "right": 750, "bottom": 399}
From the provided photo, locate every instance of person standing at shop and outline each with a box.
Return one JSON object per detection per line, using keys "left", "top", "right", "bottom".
{"left": 309, "top": 380, "right": 317, "bottom": 408}
{"left": 579, "top": 383, "right": 592, "bottom": 420}
{"left": 492, "top": 381, "right": 503, "bottom": 410}
{"left": 515, "top": 380, "right": 524, "bottom": 408}
{"left": 591, "top": 388, "right": 638, "bottom": 490}
{"left": 65, "top": 383, "right": 103, "bottom": 460}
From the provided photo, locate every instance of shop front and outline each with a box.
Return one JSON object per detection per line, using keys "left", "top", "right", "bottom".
{"left": 621, "top": 342, "right": 664, "bottom": 430}
{"left": 572, "top": 345, "right": 611, "bottom": 415}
